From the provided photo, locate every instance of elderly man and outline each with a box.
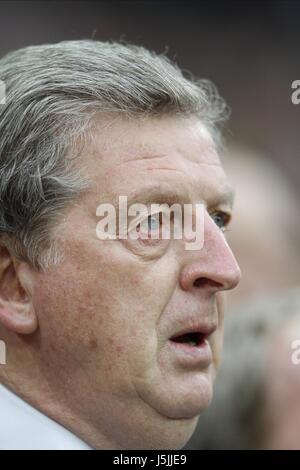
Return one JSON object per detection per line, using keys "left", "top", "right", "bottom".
{"left": 0, "top": 40, "right": 241, "bottom": 450}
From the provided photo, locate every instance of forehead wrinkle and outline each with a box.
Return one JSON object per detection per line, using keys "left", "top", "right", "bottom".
{"left": 119, "top": 154, "right": 223, "bottom": 175}
{"left": 115, "top": 136, "right": 221, "bottom": 167}
{"left": 144, "top": 167, "right": 186, "bottom": 175}
{"left": 122, "top": 153, "right": 169, "bottom": 163}
{"left": 118, "top": 155, "right": 173, "bottom": 170}
{"left": 195, "top": 159, "right": 223, "bottom": 167}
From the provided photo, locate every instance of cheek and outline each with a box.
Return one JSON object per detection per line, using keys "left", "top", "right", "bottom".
{"left": 31, "top": 261, "right": 152, "bottom": 370}
{"left": 211, "top": 293, "right": 225, "bottom": 371}
{"left": 33, "top": 270, "right": 105, "bottom": 349}
{"left": 32, "top": 235, "right": 178, "bottom": 378}
{"left": 211, "top": 329, "right": 223, "bottom": 374}
{"left": 32, "top": 271, "right": 138, "bottom": 388}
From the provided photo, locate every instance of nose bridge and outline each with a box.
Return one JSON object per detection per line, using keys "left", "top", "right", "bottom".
{"left": 180, "top": 211, "right": 241, "bottom": 292}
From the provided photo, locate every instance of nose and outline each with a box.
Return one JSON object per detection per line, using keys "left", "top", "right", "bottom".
{"left": 179, "top": 211, "right": 241, "bottom": 294}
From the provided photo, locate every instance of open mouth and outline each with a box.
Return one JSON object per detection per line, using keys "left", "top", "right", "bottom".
{"left": 169, "top": 331, "right": 206, "bottom": 347}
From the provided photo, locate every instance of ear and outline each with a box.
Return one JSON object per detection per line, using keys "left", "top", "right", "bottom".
{"left": 0, "top": 245, "right": 38, "bottom": 335}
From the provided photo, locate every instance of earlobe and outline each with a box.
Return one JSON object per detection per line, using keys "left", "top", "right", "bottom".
{"left": 0, "top": 246, "right": 38, "bottom": 335}
{"left": 0, "top": 299, "right": 37, "bottom": 334}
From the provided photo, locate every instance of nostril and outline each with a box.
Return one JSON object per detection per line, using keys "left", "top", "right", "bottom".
{"left": 193, "top": 277, "right": 223, "bottom": 289}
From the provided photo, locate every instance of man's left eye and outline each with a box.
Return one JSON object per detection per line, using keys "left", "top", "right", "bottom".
{"left": 210, "top": 211, "right": 230, "bottom": 231}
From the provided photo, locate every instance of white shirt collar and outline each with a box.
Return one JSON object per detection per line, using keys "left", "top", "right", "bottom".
{"left": 0, "top": 383, "right": 92, "bottom": 450}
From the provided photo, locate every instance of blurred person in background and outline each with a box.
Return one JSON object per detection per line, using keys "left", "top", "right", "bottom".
{"left": 186, "top": 288, "right": 300, "bottom": 449}
{"left": 223, "top": 147, "right": 300, "bottom": 309}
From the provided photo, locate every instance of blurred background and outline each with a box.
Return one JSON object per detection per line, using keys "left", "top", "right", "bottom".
{"left": 0, "top": 0, "right": 299, "bottom": 449}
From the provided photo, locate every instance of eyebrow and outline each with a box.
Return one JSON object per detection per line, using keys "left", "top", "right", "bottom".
{"left": 210, "top": 185, "right": 235, "bottom": 208}
{"left": 113, "top": 183, "right": 235, "bottom": 209}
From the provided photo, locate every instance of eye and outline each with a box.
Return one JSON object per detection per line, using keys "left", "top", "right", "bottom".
{"left": 137, "top": 212, "right": 162, "bottom": 237}
{"left": 210, "top": 211, "right": 231, "bottom": 232}
{"left": 126, "top": 210, "right": 170, "bottom": 260}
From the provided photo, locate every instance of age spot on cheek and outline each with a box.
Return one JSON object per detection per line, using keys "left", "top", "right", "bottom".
{"left": 116, "top": 345, "right": 124, "bottom": 355}
{"left": 88, "top": 337, "right": 98, "bottom": 350}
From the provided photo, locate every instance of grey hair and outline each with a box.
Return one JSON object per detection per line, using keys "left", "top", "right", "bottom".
{"left": 0, "top": 39, "right": 228, "bottom": 271}
{"left": 186, "top": 288, "right": 300, "bottom": 450}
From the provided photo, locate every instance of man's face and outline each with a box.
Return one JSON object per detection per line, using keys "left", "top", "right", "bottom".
{"left": 27, "top": 115, "right": 241, "bottom": 449}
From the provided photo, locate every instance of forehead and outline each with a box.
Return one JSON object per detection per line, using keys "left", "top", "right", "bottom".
{"left": 85, "top": 115, "right": 232, "bottom": 206}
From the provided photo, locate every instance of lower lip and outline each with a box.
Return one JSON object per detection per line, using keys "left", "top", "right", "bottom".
{"left": 167, "top": 338, "right": 213, "bottom": 368}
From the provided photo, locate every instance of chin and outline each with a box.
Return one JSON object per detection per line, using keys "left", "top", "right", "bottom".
{"left": 133, "top": 414, "right": 200, "bottom": 451}
{"left": 130, "top": 366, "right": 215, "bottom": 449}
{"left": 163, "top": 374, "right": 213, "bottom": 420}
{"left": 138, "top": 369, "right": 214, "bottom": 422}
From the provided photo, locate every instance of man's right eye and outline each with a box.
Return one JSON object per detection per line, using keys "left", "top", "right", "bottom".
{"left": 125, "top": 211, "right": 170, "bottom": 260}
{"left": 137, "top": 213, "right": 162, "bottom": 237}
